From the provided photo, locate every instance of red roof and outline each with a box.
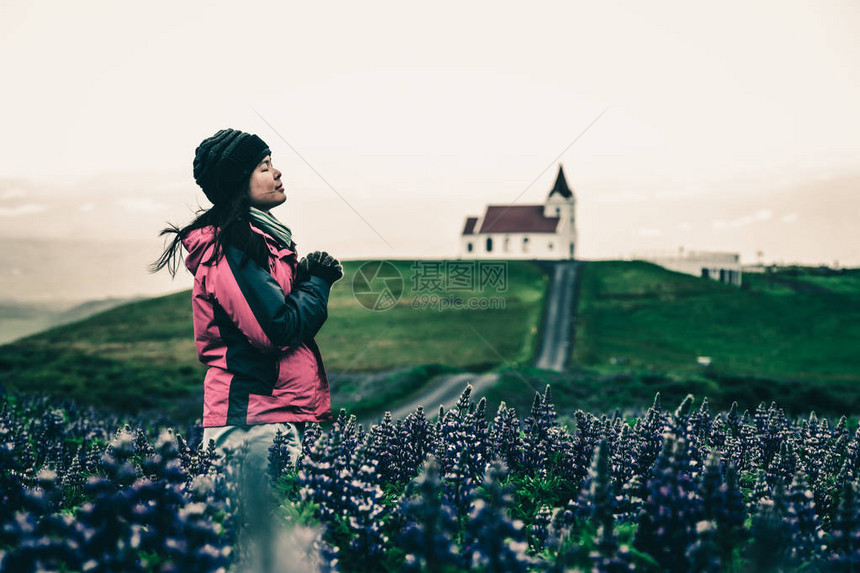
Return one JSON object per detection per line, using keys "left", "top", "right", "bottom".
{"left": 475, "top": 205, "right": 559, "bottom": 234}
{"left": 462, "top": 217, "right": 478, "bottom": 235}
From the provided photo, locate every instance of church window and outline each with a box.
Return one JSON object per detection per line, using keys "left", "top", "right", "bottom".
{"left": 486, "top": 237, "right": 493, "bottom": 252}
{"left": 467, "top": 242, "right": 473, "bottom": 253}
{"left": 549, "top": 242, "right": 553, "bottom": 250}
{"left": 556, "top": 207, "right": 560, "bottom": 215}
{"left": 523, "top": 236, "right": 529, "bottom": 253}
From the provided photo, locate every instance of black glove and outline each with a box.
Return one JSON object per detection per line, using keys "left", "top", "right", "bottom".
{"left": 295, "top": 255, "right": 312, "bottom": 284}
{"left": 299, "top": 251, "right": 343, "bottom": 286}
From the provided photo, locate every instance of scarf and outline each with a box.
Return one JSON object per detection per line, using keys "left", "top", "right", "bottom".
{"left": 249, "top": 207, "right": 296, "bottom": 252}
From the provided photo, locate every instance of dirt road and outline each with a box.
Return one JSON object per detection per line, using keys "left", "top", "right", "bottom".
{"left": 359, "top": 372, "right": 500, "bottom": 427}
{"left": 534, "top": 261, "right": 582, "bottom": 371}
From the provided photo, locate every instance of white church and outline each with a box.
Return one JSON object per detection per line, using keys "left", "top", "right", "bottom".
{"left": 459, "top": 164, "right": 577, "bottom": 260}
{"left": 458, "top": 164, "right": 744, "bottom": 286}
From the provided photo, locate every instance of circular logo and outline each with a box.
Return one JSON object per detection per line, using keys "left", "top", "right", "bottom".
{"left": 351, "top": 261, "right": 404, "bottom": 311}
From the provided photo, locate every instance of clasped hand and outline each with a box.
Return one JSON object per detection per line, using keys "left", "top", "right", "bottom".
{"left": 297, "top": 251, "right": 344, "bottom": 286}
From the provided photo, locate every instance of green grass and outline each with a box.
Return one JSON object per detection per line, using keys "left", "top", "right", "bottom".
{"left": 0, "top": 259, "right": 549, "bottom": 422}
{"left": 572, "top": 261, "right": 860, "bottom": 384}
{"left": 5, "top": 258, "right": 858, "bottom": 423}
{"left": 750, "top": 265, "right": 860, "bottom": 295}
{"left": 320, "top": 260, "right": 548, "bottom": 371}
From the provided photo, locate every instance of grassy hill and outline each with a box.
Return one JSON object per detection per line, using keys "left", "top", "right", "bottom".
{"left": 0, "top": 259, "right": 549, "bottom": 421}
{"left": 573, "top": 261, "right": 860, "bottom": 381}
{"left": 484, "top": 261, "right": 860, "bottom": 419}
{"left": 2, "top": 259, "right": 858, "bottom": 422}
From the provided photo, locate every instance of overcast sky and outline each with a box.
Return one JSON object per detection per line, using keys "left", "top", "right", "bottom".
{"left": 1, "top": 0, "right": 859, "bottom": 301}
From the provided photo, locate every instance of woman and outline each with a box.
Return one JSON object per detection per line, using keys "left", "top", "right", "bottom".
{"left": 150, "top": 128, "right": 343, "bottom": 475}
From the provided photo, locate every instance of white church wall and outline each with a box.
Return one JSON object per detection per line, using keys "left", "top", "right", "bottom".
{"left": 459, "top": 232, "right": 568, "bottom": 260}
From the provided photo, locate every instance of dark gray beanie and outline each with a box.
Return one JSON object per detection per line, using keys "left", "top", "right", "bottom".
{"left": 193, "top": 129, "right": 271, "bottom": 205}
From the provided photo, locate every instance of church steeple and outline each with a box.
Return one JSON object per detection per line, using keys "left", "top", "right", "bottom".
{"left": 548, "top": 164, "right": 573, "bottom": 199}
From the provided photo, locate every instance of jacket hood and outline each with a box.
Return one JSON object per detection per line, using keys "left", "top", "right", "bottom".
{"left": 181, "top": 223, "right": 296, "bottom": 275}
{"left": 181, "top": 226, "right": 217, "bottom": 274}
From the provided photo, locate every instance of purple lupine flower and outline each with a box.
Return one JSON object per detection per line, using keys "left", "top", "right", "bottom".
{"left": 489, "top": 402, "right": 521, "bottom": 473}
{"left": 4, "top": 377, "right": 860, "bottom": 571}
{"left": 828, "top": 480, "right": 860, "bottom": 569}
{"left": 364, "top": 411, "right": 401, "bottom": 484}
{"left": 133, "top": 425, "right": 155, "bottom": 461}
{"left": 528, "top": 505, "right": 552, "bottom": 555}
{"left": 519, "top": 386, "right": 562, "bottom": 477}
{"left": 578, "top": 439, "right": 624, "bottom": 564}
{"left": 462, "top": 460, "right": 535, "bottom": 572}
{"left": 685, "top": 520, "right": 723, "bottom": 573}
{"left": 630, "top": 393, "right": 666, "bottom": 488}
{"left": 709, "top": 411, "right": 727, "bottom": 450}
{"left": 398, "top": 456, "right": 461, "bottom": 572}
{"left": 689, "top": 397, "right": 713, "bottom": 446}
{"left": 297, "top": 418, "right": 352, "bottom": 523}
{"left": 442, "top": 447, "right": 480, "bottom": 533}
{"left": 434, "top": 385, "right": 484, "bottom": 478}
{"left": 671, "top": 394, "right": 695, "bottom": 438}
{"left": 398, "top": 406, "right": 435, "bottom": 484}
{"left": 560, "top": 410, "right": 598, "bottom": 492}
{"left": 337, "top": 435, "right": 390, "bottom": 568}
{"left": 699, "top": 453, "right": 747, "bottom": 568}
{"left": 300, "top": 422, "right": 324, "bottom": 464}
{"left": 837, "top": 426, "right": 860, "bottom": 493}
{"left": 748, "top": 469, "right": 771, "bottom": 511}
{"left": 610, "top": 423, "right": 636, "bottom": 500}
{"left": 268, "top": 426, "right": 297, "bottom": 483}
{"left": 633, "top": 435, "right": 702, "bottom": 571}
{"left": 745, "top": 493, "right": 795, "bottom": 571}
{"left": 784, "top": 471, "right": 823, "bottom": 562}
{"left": 766, "top": 439, "right": 797, "bottom": 489}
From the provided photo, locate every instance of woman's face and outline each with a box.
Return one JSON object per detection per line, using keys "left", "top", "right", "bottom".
{"left": 248, "top": 155, "right": 286, "bottom": 212}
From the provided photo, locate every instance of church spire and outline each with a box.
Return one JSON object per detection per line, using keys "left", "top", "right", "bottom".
{"left": 548, "top": 164, "right": 573, "bottom": 199}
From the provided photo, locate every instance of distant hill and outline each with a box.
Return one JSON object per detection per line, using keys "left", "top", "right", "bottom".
{"left": 56, "top": 297, "right": 145, "bottom": 323}
{"left": 0, "top": 297, "right": 140, "bottom": 345}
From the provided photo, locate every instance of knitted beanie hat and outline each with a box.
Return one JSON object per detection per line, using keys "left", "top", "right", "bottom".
{"left": 193, "top": 129, "right": 271, "bottom": 205}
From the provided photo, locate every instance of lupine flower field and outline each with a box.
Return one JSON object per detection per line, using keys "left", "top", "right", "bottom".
{"left": 2, "top": 382, "right": 860, "bottom": 572}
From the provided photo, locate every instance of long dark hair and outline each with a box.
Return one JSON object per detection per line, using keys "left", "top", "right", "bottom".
{"left": 149, "top": 189, "right": 269, "bottom": 278}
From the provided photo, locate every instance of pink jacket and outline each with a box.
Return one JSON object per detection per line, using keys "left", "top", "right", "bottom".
{"left": 181, "top": 223, "right": 333, "bottom": 426}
